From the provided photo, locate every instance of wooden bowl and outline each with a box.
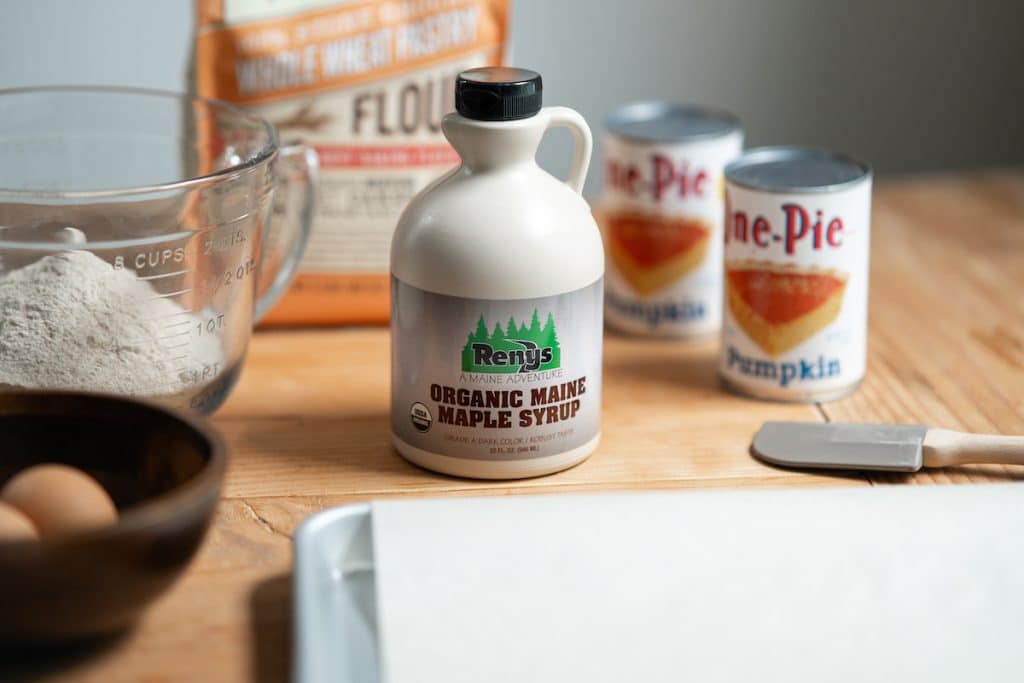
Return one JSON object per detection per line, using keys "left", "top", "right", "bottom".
{"left": 0, "top": 391, "right": 226, "bottom": 642}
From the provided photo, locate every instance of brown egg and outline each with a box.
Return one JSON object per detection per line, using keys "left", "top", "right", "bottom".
{"left": 1, "top": 464, "right": 118, "bottom": 537}
{"left": 0, "top": 501, "right": 38, "bottom": 541}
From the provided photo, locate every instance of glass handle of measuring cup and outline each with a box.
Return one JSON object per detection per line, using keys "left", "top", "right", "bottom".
{"left": 254, "top": 143, "right": 319, "bottom": 323}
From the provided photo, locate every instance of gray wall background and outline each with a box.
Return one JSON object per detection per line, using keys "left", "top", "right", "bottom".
{"left": 1, "top": 0, "right": 1021, "bottom": 196}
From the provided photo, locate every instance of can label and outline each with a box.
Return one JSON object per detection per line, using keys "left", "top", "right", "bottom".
{"left": 391, "top": 277, "right": 602, "bottom": 460}
{"left": 601, "top": 130, "right": 742, "bottom": 336}
{"left": 720, "top": 180, "right": 871, "bottom": 397}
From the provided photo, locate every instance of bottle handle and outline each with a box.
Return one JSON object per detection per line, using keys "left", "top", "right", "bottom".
{"left": 254, "top": 144, "right": 319, "bottom": 323}
{"left": 540, "top": 106, "right": 593, "bottom": 195}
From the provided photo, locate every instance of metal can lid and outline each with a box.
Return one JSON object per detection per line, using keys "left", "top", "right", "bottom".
{"left": 606, "top": 101, "right": 742, "bottom": 143}
{"left": 725, "top": 147, "right": 872, "bottom": 193}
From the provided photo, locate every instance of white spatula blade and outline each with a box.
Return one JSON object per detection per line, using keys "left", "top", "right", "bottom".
{"left": 753, "top": 421, "right": 929, "bottom": 472}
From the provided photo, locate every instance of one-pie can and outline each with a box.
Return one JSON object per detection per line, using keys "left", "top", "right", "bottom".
{"left": 721, "top": 147, "right": 872, "bottom": 402}
{"left": 599, "top": 102, "right": 743, "bottom": 337}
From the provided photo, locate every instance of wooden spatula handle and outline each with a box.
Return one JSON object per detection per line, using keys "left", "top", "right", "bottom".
{"left": 922, "top": 429, "right": 1024, "bottom": 467}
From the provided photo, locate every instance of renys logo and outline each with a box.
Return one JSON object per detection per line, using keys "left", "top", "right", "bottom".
{"left": 461, "top": 309, "right": 561, "bottom": 374}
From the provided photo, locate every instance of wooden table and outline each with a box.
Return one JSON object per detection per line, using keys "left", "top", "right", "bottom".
{"left": 12, "top": 171, "right": 1024, "bottom": 682}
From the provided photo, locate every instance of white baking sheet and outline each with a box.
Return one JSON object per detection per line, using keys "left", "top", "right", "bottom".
{"left": 370, "top": 484, "right": 1024, "bottom": 683}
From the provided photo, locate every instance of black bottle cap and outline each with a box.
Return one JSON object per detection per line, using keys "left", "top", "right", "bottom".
{"left": 455, "top": 67, "right": 543, "bottom": 121}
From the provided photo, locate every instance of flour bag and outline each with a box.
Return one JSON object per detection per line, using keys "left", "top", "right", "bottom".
{"left": 192, "top": 0, "right": 511, "bottom": 325}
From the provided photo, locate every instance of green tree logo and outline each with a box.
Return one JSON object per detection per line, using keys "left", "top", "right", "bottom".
{"left": 461, "top": 310, "right": 561, "bottom": 373}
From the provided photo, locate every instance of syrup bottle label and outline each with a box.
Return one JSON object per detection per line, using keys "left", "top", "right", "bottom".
{"left": 391, "top": 277, "right": 603, "bottom": 461}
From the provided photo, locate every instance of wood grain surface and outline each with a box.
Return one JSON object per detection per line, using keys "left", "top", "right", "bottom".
{"left": 7, "top": 171, "right": 1023, "bottom": 682}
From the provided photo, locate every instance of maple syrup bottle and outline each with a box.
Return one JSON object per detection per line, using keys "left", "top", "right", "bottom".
{"left": 390, "top": 67, "right": 604, "bottom": 479}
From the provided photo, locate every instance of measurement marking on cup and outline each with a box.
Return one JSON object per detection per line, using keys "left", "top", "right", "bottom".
{"left": 144, "top": 311, "right": 193, "bottom": 323}
{"left": 165, "top": 342, "right": 191, "bottom": 350}
{"left": 158, "top": 331, "right": 192, "bottom": 340}
{"left": 121, "top": 338, "right": 159, "bottom": 346}
{"left": 196, "top": 315, "right": 226, "bottom": 336}
{"left": 138, "top": 268, "right": 195, "bottom": 281}
{"left": 184, "top": 362, "right": 222, "bottom": 385}
{"left": 148, "top": 288, "right": 193, "bottom": 301}
{"left": 207, "top": 259, "right": 257, "bottom": 295}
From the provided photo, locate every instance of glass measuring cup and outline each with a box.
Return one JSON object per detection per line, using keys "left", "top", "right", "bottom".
{"left": 0, "top": 87, "right": 317, "bottom": 413}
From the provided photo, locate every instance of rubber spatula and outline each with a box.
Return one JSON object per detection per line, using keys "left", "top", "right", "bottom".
{"left": 752, "top": 421, "right": 1024, "bottom": 472}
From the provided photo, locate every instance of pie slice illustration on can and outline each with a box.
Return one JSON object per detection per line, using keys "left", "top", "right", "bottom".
{"left": 725, "top": 261, "right": 849, "bottom": 356}
{"left": 607, "top": 211, "right": 710, "bottom": 295}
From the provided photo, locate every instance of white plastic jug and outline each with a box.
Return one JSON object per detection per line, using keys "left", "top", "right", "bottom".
{"left": 390, "top": 67, "right": 604, "bottom": 479}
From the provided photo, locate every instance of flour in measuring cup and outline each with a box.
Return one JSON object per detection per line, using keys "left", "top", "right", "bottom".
{"left": 0, "top": 250, "right": 224, "bottom": 398}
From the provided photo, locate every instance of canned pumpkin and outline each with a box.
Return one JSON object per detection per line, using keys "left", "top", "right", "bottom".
{"left": 720, "top": 147, "right": 872, "bottom": 401}
{"left": 600, "top": 102, "right": 743, "bottom": 337}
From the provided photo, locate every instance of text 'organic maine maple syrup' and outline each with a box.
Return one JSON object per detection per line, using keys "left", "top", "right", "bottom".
{"left": 721, "top": 147, "right": 872, "bottom": 401}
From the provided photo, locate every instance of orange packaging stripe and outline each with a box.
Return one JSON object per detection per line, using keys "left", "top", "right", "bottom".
{"left": 314, "top": 143, "right": 460, "bottom": 168}
{"left": 195, "top": 0, "right": 509, "bottom": 105}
